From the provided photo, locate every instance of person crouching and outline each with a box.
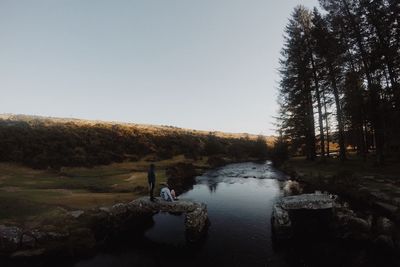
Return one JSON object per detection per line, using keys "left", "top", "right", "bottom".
{"left": 160, "top": 183, "right": 178, "bottom": 201}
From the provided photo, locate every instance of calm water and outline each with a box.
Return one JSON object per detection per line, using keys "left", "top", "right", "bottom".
{"left": 73, "top": 161, "right": 397, "bottom": 267}
{"left": 75, "top": 161, "right": 297, "bottom": 267}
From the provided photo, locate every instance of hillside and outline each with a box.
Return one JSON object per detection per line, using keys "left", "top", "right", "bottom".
{"left": 0, "top": 114, "right": 273, "bottom": 169}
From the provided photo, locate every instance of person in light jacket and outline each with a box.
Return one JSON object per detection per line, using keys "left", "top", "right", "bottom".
{"left": 160, "top": 183, "right": 178, "bottom": 202}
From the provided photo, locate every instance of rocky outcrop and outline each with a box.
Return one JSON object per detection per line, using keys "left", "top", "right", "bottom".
{"left": 0, "top": 197, "right": 208, "bottom": 259}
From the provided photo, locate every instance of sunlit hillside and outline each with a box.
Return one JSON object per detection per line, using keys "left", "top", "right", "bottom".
{"left": 0, "top": 114, "right": 273, "bottom": 169}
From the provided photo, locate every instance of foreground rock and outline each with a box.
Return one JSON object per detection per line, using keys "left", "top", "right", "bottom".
{"left": 0, "top": 197, "right": 208, "bottom": 259}
{"left": 272, "top": 192, "right": 400, "bottom": 259}
{"left": 272, "top": 193, "right": 337, "bottom": 240}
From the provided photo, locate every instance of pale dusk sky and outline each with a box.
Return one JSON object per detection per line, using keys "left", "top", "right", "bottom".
{"left": 1, "top": 0, "right": 319, "bottom": 135}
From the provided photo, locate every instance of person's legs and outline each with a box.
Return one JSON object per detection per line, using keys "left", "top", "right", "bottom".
{"left": 149, "top": 183, "right": 155, "bottom": 200}
{"left": 171, "top": 189, "right": 178, "bottom": 200}
{"left": 171, "top": 189, "right": 176, "bottom": 198}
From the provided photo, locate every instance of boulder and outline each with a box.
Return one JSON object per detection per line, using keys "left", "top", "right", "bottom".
{"left": 109, "top": 203, "right": 128, "bottom": 215}
{"left": 335, "top": 211, "right": 372, "bottom": 233}
{"left": 0, "top": 225, "right": 22, "bottom": 252}
{"left": 69, "top": 210, "right": 85, "bottom": 219}
{"left": 20, "top": 234, "right": 36, "bottom": 249}
{"left": 376, "top": 217, "right": 395, "bottom": 235}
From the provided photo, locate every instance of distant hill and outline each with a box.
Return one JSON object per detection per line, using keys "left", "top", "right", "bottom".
{"left": 0, "top": 114, "right": 274, "bottom": 169}
{"left": 0, "top": 113, "right": 275, "bottom": 141}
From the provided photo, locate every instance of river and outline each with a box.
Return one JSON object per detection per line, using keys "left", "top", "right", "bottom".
{"left": 72, "top": 161, "right": 390, "bottom": 267}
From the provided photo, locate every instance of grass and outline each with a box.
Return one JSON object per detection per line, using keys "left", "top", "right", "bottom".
{"left": 0, "top": 155, "right": 208, "bottom": 225}
{"left": 282, "top": 154, "right": 400, "bottom": 208}
{"left": 284, "top": 153, "right": 400, "bottom": 179}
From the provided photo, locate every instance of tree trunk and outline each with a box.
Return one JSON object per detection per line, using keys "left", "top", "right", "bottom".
{"left": 328, "top": 64, "right": 346, "bottom": 161}
{"left": 322, "top": 89, "right": 330, "bottom": 158}
{"left": 309, "top": 49, "right": 326, "bottom": 160}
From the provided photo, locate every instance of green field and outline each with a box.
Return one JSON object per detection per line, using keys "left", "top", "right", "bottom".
{"left": 0, "top": 155, "right": 209, "bottom": 225}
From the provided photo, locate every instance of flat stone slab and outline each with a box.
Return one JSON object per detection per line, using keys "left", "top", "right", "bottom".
{"left": 128, "top": 197, "right": 203, "bottom": 213}
{"left": 279, "top": 193, "right": 336, "bottom": 210}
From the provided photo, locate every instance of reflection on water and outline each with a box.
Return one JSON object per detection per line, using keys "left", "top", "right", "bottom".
{"left": 75, "top": 161, "right": 374, "bottom": 267}
{"left": 143, "top": 161, "right": 286, "bottom": 266}
{"left": 76, "top": 161, "right": 291, "bottom": 267}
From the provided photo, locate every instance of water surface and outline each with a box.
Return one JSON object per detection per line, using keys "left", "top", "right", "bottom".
{"left": 76, "top": 161, "right": 293, "bottom": 266}
{"left": 77, "top": 161, "right": 392, "bottom": 267}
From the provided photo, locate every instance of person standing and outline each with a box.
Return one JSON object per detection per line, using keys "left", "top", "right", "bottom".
{"left": 148, "top": 164, "right": 156, "bottom": 201}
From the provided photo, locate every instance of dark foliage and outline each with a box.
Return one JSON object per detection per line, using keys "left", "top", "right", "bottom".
{"left": 0, "top": 116, "right": 269, "bottom": 169}
{"left": 277, "top": 1, "right": 400, "bottom": 163}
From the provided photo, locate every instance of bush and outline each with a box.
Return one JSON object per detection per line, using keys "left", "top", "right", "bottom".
{"left": 271, "top": 137, "right": 289, "bottom": 167}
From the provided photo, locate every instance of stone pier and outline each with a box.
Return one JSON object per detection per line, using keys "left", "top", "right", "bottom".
{"left": 272, "top": 193, "right": 337, "bottom": 239}
{"left": 0, "top": 197, "right": 208, "bottom": 258}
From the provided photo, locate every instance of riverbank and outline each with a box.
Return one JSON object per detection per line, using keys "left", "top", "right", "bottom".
{"left": 279, "top": 156, "right": 400, "bottom": 260}
{"left": 280, "top": 156, "right": 400, "bottom": 219}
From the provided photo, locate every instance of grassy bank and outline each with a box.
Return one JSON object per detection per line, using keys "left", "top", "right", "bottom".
{"left": 0, "top": 155, "right": 213, "bottom": 225}
{"left": 282, "top": 155, "right": 400, "bottom": 179}
{"left": 281, "top": 155, "right": 400, "bottom": 219}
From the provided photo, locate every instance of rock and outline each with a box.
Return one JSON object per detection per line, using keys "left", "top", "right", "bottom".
{"left": 279, "top": 193, "right": 336, "bottom": 210}
{"left": 20, "top": 234, "right": 36, "bottom": 248}
{"left": 272, "top": 205, "right": 290, "bottom": 225}
{"left": 336, "top": 213, "right": 372, "bottom": 233}
{"left": 0, "top": 225, "right": 22, "bottom": 252}
{"left": 47, "top": 231, "right": 69, "bottom": 241}
{"left": 373, "top": 235, "right": 395, "bottom": 250}
{"left": 69, "top": 210, "right": 84, "bottom": 218}
{"left": 271, "top": 205, "right": 292, "bottom": 239}
{"left": 1, "top": 198, "right": 209, "bottom": 257}
{"left": 394, "top": 207, "right": 400, "bottom": 224}
{"left": 185, "top": 203, "right": 208, "bottom": 242}
{"left": 341, "top": 231, "right": 371, "bottom": 242}
{"left": 271, "top": 193, "right": 337, "bottom": 241}
{"left": 283, "top": 180, "right": 302, "bottom": 196}
{"left": 11, "top": 248, "right": 46, "bottom": 258}
{"left": 376, "top": 217, "right": 395, "bottom": 235}
{"left": 30, "top": 230, "right": 47, "bottom": 243}
{"left": 185, "top": 203, "right": 208, "bottom": 231}
{"left": 375, "top": 201, "right": 398, "bottom": 215}
{"left": 130, "top": 197, "right": 208, "bottom": 241}
{"left": 99, "top": 207, "right": 111, "bottom": 213}
{"left": 109, "top": 203, "right": 127, "bottom": 215}
{"left": 67, "top": 228, "right": 96, "bottom": 253}
{"left": 348, "top": 217, "right": 372, "bottom": 233}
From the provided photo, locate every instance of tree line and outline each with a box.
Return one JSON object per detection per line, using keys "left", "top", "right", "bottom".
{"left": 0, "top": 116, "right": 268, "bottom": 169}
{"left": 277, "top": 0, "right": 400, "bottom": 163}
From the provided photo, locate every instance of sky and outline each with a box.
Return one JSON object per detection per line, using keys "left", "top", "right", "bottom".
{"left": 0, "top": 0, "right": 319, "bottom": 135}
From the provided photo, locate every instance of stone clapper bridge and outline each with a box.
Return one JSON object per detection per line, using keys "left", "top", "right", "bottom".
{"left": 126, "top": 196, "right": 208, "bottom": 241}
{"left": 0, "top": 197, "right": 208, "bottom": 258}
